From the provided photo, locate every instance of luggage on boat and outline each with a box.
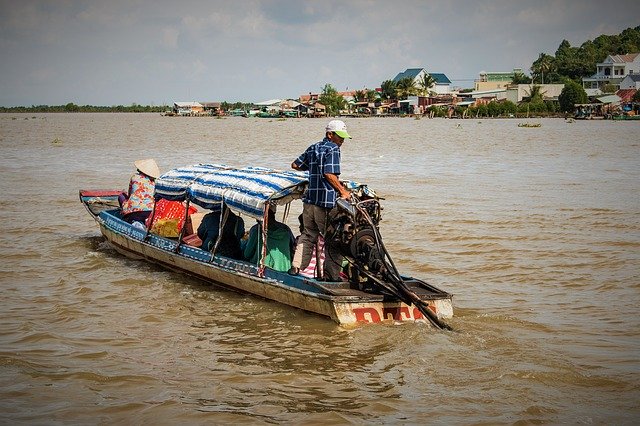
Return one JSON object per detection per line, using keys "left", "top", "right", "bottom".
{"left": 146, "top": 199, "right": 197, "bottom": 238}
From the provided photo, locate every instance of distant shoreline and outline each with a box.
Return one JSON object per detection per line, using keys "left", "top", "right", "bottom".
{"left": 1, "top": 111, "right": 573, "bottom": 119}
{"left": 0, "top": 105, "right": 168, "bottom": 113}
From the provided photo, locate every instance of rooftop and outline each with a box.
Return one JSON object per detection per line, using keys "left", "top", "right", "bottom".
{"left": 609, "top": 53, "right": 639, "bottom": 63}
{"left": 392, "top": 68, "right": 451, "bottom": 84}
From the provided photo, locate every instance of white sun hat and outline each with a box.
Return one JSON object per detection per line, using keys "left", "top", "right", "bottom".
{"left": 325, "top": 120, "right": 352, "bottom": 139}
{"left": 134, "top": 158, "right": 160, "bottom": 179}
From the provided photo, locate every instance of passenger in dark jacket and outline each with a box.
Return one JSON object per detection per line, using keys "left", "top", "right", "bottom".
{"left": 197, "top": 207, "right": 245, "bottom": 260}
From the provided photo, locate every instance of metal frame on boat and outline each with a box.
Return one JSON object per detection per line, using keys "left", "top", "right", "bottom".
{"left": 79, "top": 164, "right": 453, "bottom": 326}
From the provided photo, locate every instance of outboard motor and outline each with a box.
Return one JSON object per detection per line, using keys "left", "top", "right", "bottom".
{"left": 329, "top": 197, "right": 386, "bottom": 287}
{"left": 327, "top": 195, "right": 452, "bottom": 330}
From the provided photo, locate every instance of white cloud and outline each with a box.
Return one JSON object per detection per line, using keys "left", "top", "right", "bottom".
{"left": 191, "top": 59, "right": 207, "bottom": 76}
{"left": 265, "top": 66, "right": 286, "bottom": 79}
{"left": 162, "top": 27, "right": 179, "bottom": 49}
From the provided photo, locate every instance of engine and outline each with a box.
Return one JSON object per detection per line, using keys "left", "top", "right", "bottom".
{"left": 326, "top": 195, "right": 453, "bottom": 330}
{"left": 327, "top": 196, "right": 393, "bottom": 291}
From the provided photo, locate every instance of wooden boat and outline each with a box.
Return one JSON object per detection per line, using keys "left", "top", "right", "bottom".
{"left": 79, "top": 164, "right": 453, "bottom": 327}
{"left": 517, "top": 122, "right": 541, "bottom": 128}
{"left": 611, "top": 114, "right": 640, "bottom": 120}
{"left": 256, "top": 111, "right": 281, "bottom": 118}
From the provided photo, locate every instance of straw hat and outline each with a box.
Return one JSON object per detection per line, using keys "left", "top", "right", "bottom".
{"left": 134, "top": 159, "right": 160, "bottom": 179}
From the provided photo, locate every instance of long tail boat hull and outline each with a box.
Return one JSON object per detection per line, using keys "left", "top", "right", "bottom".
{"left": 80, "top": 168, "right": 453, "bottom": 326}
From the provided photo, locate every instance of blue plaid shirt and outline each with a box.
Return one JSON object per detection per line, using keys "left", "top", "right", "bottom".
{"left": 294, "top": 138, "right": 341, "bottom": 208}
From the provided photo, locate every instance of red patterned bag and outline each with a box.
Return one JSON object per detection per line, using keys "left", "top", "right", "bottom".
{"left": 146, "top": 199, "right": 197, "bottom": 237}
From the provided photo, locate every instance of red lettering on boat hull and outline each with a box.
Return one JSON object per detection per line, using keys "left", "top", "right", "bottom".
{"left": 352, "top": 305, "right": 437, "bottom": 323}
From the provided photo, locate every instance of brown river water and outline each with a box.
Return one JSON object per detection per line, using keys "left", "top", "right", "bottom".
{"left": 0, "top": 113, "right": 638, "bottom": 424}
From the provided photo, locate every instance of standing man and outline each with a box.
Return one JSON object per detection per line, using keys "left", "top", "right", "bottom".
{"left": 290, "top": 120, "right": 352, "bottom": 281}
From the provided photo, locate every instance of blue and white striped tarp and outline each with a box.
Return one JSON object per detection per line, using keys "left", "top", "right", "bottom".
{"left": 154, "top": 164, "right": 309, "bottom": 218}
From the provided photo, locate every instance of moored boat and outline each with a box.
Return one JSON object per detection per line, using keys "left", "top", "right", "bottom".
{"left": 80, "top": 164, "right": 453, "bottom": 328}
{"left": 517, "top": 122, "right": 541, "bottom": 127}
{"left": 611, "top": 114, "right": 640, "bottom": 120}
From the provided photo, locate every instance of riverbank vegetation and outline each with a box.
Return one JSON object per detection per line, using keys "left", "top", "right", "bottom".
{"left": 0, "top": 103, "right": 170, "bottom": 113}
{"left": 530, "top": 26, "right": 640, "bottom": 84}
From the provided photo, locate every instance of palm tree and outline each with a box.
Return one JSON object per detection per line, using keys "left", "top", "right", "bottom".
{"left": 380, "top": 80, "right": 397, "bottom": 100}
{"left": 532, "top": 53, "right": 554, "bottom": 84}
{"left": 511, "top": 71, "right": 532, "bottom": 85}
{"left": 523, "top": 84, "right": 546, "bottom": 103}
{"left": 354, "top": 90, "right": 366, "bottom": 102}
{"left": 365, "top": 89, "right": 378, "bottom": 103}
{"left": 395, "top": 77, "right": 417, "bottom": 100}
{"left": 418, "top": 73, "right": 436, "bottom": 96}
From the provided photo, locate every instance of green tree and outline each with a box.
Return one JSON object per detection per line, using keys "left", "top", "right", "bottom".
{"left": 503, "top": 100, "right": 518, "bottom": 115}
{"left": 380, "top": 80, "right": 397, "bottom": 100}
{"left": 531, "top": 53, "right": 555, "bottom": 84}
{"left": 318, "top": 83, "right": 345, "bottom": 116}
{"left": 432, "top": 106, "right": 447, "bottom": 117}
{"left": 64, "top": 102, "right": 79, "bottom": 112}
{"left": 395, "top": 77, "right": 417, "bottom": 100}
{"left": 544, "top": 100, "right": 557, "bottom": 114}
{"left": 632, "top": 89, "right": 640, "bottom": 103}
{"left": 365, "top": 89, "right": 378, "bottom": 103}
{"left": 528, "top": 100, "right": 547, "bottom": 114}
{"left": 553, "top": 40, "right": 581, "bottom": 80}
{"left": 523, "top": 85, "right": 546, "bottom": 103}
{"left": 558, "top": 80, "right": 588, "bottom": 112}
{"left": 517, "top": 102, "right": 530, "bottom": 116}
{"left": 487, "top": 101, "right": 500, "bottom": 117}
{"left": 417, "top": 73, "right": 436, "bottom": 96}
{"left": 512, "top": 71, "right": 532, "bottom": 85}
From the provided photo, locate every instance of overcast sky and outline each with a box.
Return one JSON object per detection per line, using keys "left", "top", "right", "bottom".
{"left": 1, "top": 0, "right": 638, "bottom": 106}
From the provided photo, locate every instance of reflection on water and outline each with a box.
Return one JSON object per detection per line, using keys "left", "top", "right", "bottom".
{"left": 0, "top": 113, "right": 639, "bottom": 423}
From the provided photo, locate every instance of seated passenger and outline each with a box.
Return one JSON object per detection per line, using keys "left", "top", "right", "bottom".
{"left": 119, "top": 159, "right": 160, "bottom": 225}
{"left": 197, "top": 206, "right": 245, "bottom": 260}
{"left": 197, "top": 210, "right": 220, "bottom": 251}
{"left": 243, "top": 205, "right": 295, "bottom": 272}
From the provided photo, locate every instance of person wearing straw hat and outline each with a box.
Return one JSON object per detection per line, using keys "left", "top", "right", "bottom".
{"left": 118, "top": 158, "right": 160, "bottom": 225}
{"left": 290, "top": 120, "right": 352, "bottom": 281}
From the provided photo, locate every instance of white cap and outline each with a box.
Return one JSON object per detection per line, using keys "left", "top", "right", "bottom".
{"left": 325, "top": 120, "right": 352, "bottom": 139}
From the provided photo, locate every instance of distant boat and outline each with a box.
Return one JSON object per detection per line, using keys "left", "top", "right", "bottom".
{"left": 611, "top": 114, "right": 640, "bottom": 120}
{"left": 518, "top": 122, "right": 541, "bottom": 128}
{"left": 228, "top": 109, "right": 247, "bottom": 117}
{"left": 256, "top": 111, "right": 281, "bottom": 118}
